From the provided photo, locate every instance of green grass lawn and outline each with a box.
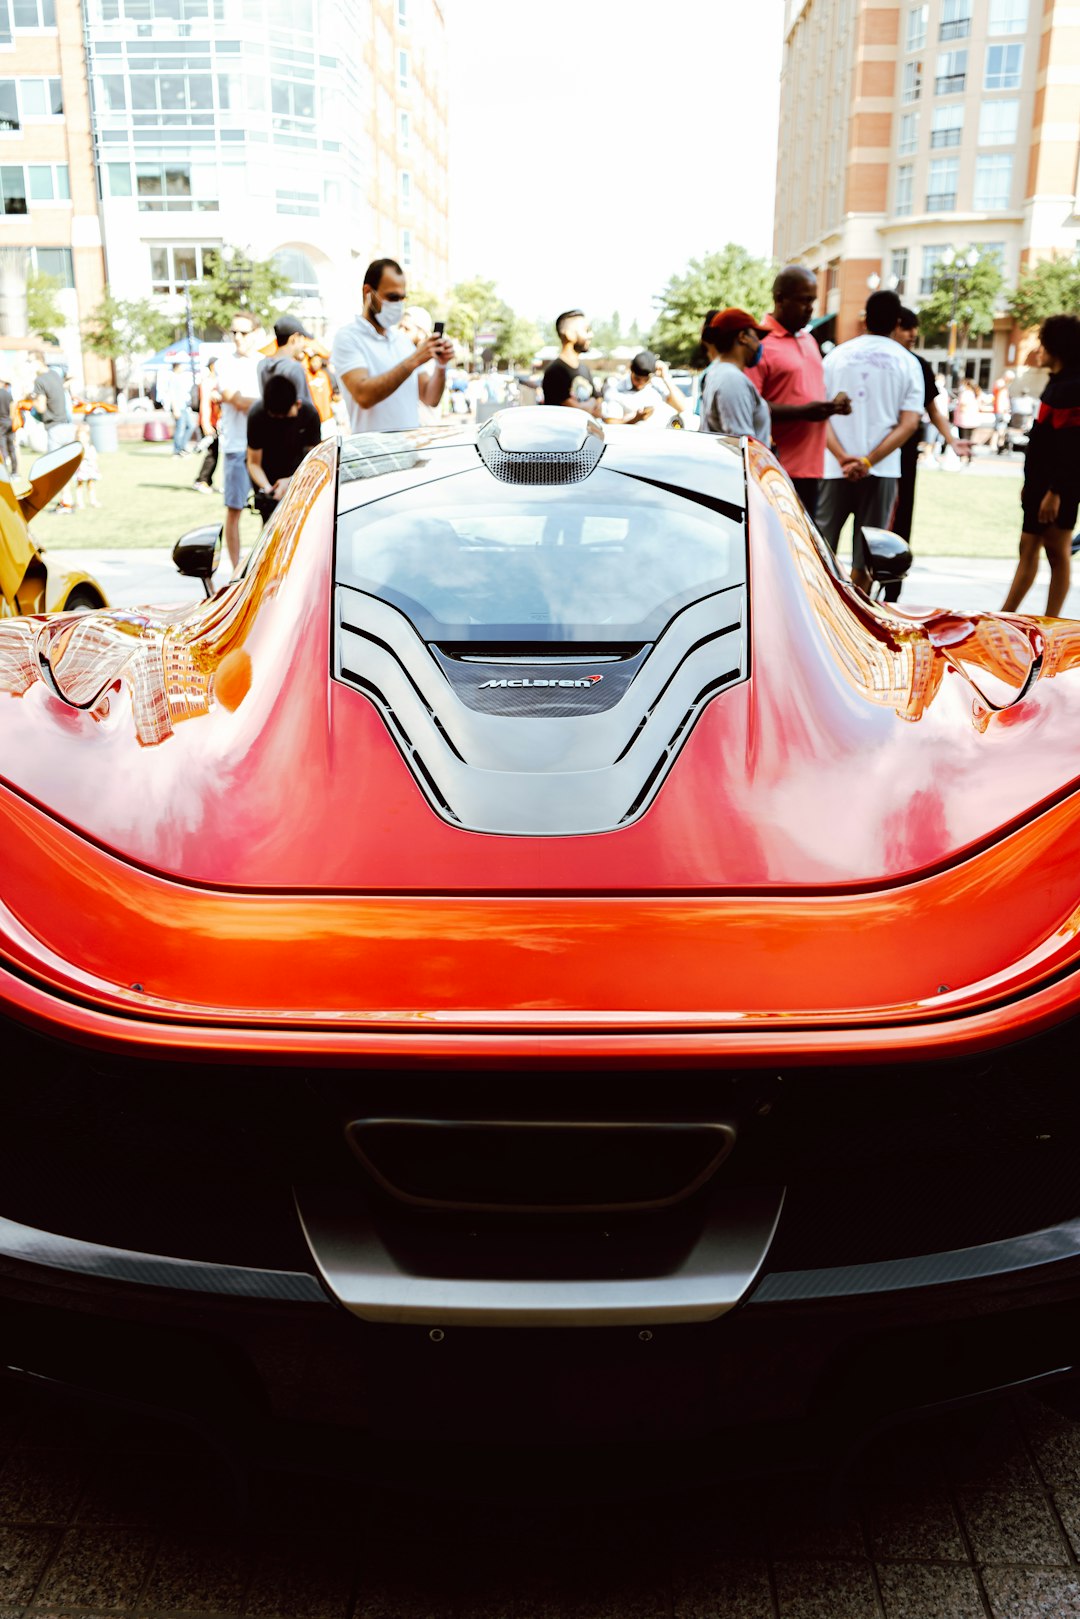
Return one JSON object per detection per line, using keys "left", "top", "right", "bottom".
{"left": 26, "top": 436, "right": 1026, "bottom": 561}
{"left": 27, "top": 438, "right": 263, "bottom": 552}
{"left": 907, "top": 460, "right": 1024, "bottom": 559}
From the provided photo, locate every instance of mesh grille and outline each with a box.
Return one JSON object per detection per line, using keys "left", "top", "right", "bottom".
{"left": 476, "top": 436, "right": 604, "bottom": 485}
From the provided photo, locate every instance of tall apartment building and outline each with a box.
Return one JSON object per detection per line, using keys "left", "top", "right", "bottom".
{"left": 0, "top": 0, "right": 448, "bottom": 387}
{"left": 0, "top": 0, "right": 107, "bottom": 383}
{"left": 775, "top": 0, "right": 1080, "bottom": 380}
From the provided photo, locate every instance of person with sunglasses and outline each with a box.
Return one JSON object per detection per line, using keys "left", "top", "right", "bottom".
{"left": 216, "top": 311, "right": 262, "bottom": 576}
{"left": 330, "top": 257, "right": 452, "bottom": 434}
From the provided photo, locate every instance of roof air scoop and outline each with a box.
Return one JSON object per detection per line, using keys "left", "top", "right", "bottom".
{"left": 476, "top": 406, "right": 605, "bottom": 485}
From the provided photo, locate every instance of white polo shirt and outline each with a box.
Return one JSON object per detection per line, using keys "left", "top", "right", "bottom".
{"left": 330, "top": 314, "right": 419, "bottom": 434}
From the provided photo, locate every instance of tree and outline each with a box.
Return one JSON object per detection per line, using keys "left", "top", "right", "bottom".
{"left": 445, "top": 277, "right": 512, "bottom": 353}
{"left": 591, "top": 310, "right": 624, "bottom": 352}
{"left": 650, "top": 244, "right": 777, "bottom": 364}
{"left": 185, "top": 246, "right": 292, "bottom": 336}
{"left": 917, "top": 254, "right": 1005, "bottom": 349}
{"left": 83, "top": 290, "right": 177, "bottom": 368}
{"left": 26, "top": 268, "right": 64, "bottom": 346}
{"left": 497, "top": 313, "right": 542, "bottom": 366}
{"left": 1009, "top": 256, "right": 1080, "bottom": 331}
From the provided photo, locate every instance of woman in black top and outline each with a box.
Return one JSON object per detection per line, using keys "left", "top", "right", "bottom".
{"left": 1002, "top": 314, "right": 1080, "bottom": 617}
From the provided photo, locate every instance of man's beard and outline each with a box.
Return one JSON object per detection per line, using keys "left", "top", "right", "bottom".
{"left": 573, "top": 338, "right": 589, "bottom": 353}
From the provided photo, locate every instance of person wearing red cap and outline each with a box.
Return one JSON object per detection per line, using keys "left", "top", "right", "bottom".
{"left": 698, "top": 310, "right": 772, "bottom": 442}
{"left": 752, "top": 266, "right": 851, "bottom": 520}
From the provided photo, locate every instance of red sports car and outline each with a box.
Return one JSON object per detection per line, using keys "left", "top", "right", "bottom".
{"left": 3, "top": 407, "right": 1080, "bottom": 1474}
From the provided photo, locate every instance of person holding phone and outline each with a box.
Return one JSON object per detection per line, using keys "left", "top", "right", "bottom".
{"left": 602, "top": 350, "right": 689, "bottom": 428}
{"left": 401, "top": 306, "right": 448, "bottom": 424}
{"left": 330, "top": 259, "right": 453, "bottom": 434}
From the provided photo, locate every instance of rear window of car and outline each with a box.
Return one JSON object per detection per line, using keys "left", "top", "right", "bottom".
{"left": 335, "top": 465, "right": 745, "bottom": 644}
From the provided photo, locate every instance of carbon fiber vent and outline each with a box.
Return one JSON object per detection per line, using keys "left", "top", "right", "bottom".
{"left": 432, "top": 647, "right": 649, "bottom": 715}
{"left": 476, "top": 407, "right": 605, "bottom": 484}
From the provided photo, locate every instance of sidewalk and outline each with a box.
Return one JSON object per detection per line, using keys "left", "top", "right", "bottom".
{"left": 46, "top": 545, "right": 1080, "bottom": 620}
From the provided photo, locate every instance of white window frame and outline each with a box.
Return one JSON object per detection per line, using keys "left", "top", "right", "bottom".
{"left": 148, "top": 240, "right": 216, "bottom": 295}
{"left": 898, "top": 110, "right": 918, "bottom": 156}
{"left": 906, "top": 4, "right": 927, "bottom": 52}
{"left": 29, "top": 244, "right": 73, "bottom": 284}
{"left": 920, "top": 246, "right": 947, "bottom": 297}
{"left": 988, "top": 0, "right": 1027, "bottom": 33}
{"left": 902, "top": 59, "right": 922, "bottom": 103}
{"left": 26, "top": 161, "right": 69, "bottom": 201}
{"left": 931, "top": 103, "right": 964, "bottom": 148}
{"left": 12, "top": 0, "right": 56, "bottom": 29}
{"left": 985, "top": 42, "right": 1023, "bottom": 91}
{"left": 935, "top": 48, "right": 967, "bottom": 95}
{"left": 939, "top": 0, "right": 972, "bottom": 40}
{"left": 135, "top": 161, "right": 218, "bottom": 212}
{"left": 0, "top": 75, "right": 63, "bottom": 129}
{"left": 973, "top": 151, "right": 1013, "bottom": 209}
{"left": 978, "top": 98, "right": 1019, "bottom": 145}
{"left": 895, "top": 164, "right": 914, "bottom": 216}
{"left": 397, "top": 47, "right": 409, "bottom": 90}
{"left": 400, "top": 225, "right": 412, "bottom": 267}
{"left": 890, "top": 247, "right": 909, "bottom": 294}
{"left": 927, "top": 154, "right": 959, "bottom": 210}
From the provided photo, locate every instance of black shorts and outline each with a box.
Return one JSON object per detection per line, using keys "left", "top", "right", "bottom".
{"left": 1021, "top": 483, "right": 1080, "bottom": 534}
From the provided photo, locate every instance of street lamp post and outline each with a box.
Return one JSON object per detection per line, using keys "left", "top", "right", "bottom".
{"left": 941, "top": 247, "right": 980, "bottom": 388}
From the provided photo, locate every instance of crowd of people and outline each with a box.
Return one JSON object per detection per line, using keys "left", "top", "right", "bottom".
{"left": 156, "top": 251, "right": 1080, "bottom": 613}
{"left": 535, "top": 269, "right": 1079, "bottom": 619}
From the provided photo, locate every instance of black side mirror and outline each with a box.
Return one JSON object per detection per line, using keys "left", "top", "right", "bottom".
{"left": 861, "top": 526, "right": 913, "bottom": 586}
{"left": 173, "top": 525, "right": 222, "bottom": 598}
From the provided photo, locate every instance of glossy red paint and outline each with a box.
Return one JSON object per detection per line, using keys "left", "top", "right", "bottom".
{"left": 3, "top": 435, "right": 1080, "bottom": 1061}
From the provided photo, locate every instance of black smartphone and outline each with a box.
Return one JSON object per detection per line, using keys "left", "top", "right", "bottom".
{"left": 433, "top": 321, "right": 445, "bottom": 338}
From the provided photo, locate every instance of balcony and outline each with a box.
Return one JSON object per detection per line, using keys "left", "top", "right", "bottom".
{"left": 940, "top": 17, "right": 971, "bottom": 39}
{"left": 926, "top": 191, "right": 957, "bottom": 211}
{"left": 935, "top": 73, "right": 966, "bottom": 94}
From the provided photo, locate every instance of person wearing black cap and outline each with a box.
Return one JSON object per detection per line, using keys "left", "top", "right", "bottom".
{"left": 258, "top": 316, "right": 314, "bottom": 406}
{"left": 698, "top": 309, "right": 772, "bottom": 442}
{"left": 246, "top": 371, "right": 321, "bottom": 525}
{"left": 890, "top": 305, "right": 970, "bottom": 548}
{"left": 603, "top": 351, "right": 690, "bottom": 427}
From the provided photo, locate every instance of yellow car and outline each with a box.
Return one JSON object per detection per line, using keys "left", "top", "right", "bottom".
{"left": 0, "top": 442, "right": 107, "bottom": 617}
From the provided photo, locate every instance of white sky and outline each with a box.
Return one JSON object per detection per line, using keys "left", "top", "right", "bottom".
{"left": 445, "top": 0, "right": 785, "bottom": 335}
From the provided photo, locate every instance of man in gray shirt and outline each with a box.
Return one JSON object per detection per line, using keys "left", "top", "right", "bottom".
{"left": 257, "top": 316, "right": 314, "bottom": 407}
{"left": 30, "top": 351, "right": 72, "bottom": 451}
{"left": 698, "top": 308, "right": 771, "bottom": 442}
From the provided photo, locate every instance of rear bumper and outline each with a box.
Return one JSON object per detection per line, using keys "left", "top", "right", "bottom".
{"left": 3, "top": 1214, "right": 1080, "bottom": 1477}
{"left": 6, "top": 1002, "right": 1080, "bottom": 1461}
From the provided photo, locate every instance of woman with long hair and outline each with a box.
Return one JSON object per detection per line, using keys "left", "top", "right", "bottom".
{"left": 1002, "top": 314, "right": 1080, "bottom": 618}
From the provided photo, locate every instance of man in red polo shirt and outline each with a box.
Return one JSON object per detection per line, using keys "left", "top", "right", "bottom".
{"left": 752, "top": 265, "right": 851, "bottom": 520}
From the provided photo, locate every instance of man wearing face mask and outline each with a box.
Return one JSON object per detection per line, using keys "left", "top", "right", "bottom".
{"left": 697, "top": 309, "right": 772, "bottom": 443}
{"left": 330, "top": 257, "right": 452, "bottom": 434}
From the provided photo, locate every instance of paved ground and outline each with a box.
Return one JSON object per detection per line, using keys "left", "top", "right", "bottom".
{"left": 5, "top": 1375, "right": 1080, "bottom": 1617}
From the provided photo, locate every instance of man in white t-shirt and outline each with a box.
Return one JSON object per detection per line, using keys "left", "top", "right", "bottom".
{"left": 330, "top": 257, "right": 452, "bottom": 435}
{"left": 602, "top": 351, "right": 689, "bottom": 429}
{"left": 819, "top": 289, "right": 924, "bottom": 592}
{"left": 215, "top": 310, "right": 262, "bottom": 575}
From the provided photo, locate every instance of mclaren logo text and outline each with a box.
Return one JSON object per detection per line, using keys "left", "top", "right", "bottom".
{"left": 478, "top": 675, "right": 604, "bottom": 690}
